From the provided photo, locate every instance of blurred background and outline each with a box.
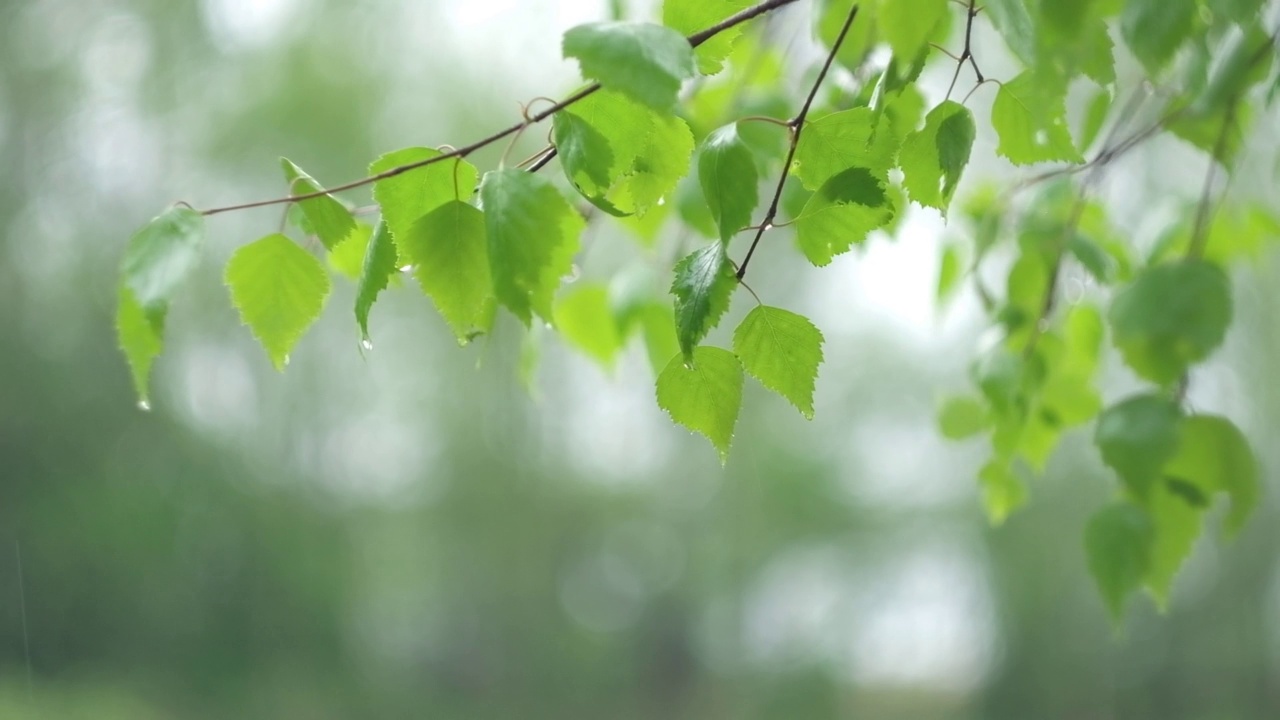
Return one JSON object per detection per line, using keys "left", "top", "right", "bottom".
{"left": 2, "top": 0, "right": 1279, "bottom": 718}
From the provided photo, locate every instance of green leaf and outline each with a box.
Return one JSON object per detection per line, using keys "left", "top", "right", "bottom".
{"left": 1095, "top": 394, "right": 1182, "bottom": 498}
{"left": 937, "top": 242, "right": 963, "bottom": 305}
{"left": 978, "top": 460, "right": 1028, "bottom": 525}
{"left": 116, "top": 286, "right": 165, "bottom": 406}
{"left": 1108, "top": 260, "right": 1232, "bottom": 385}
{"left": 671, "top": 242, "right": 736, "bottom": 360}
{"left": 226, "top": 233, "right": 331, "bottom": 370}
{"left": 794, "top": 167, "right": 894, "bottom": 266}
{"left": 552, "top": 111, "right": 615, "bottom": 196}
{"left": 732, "top": 306, "right": 824, "bottom": 418}
{"left": 120, "top": 205, "right": 205, "bottom": 311}
{"left": 638, "top": 302, "right": 681, "bottom": 376}
{"left": 618, "top": 109, "right": 695, "bottom": 214}
{"left": 877, "top": 0, "right": 948, "bottom": 62}
{"left": 400, "top": 201, "right": 493, "bottom": 343}
{"left": 562, "top": 21, "right": 696, "bottom": 111}
{"left": 991, "top": 71, "right": 1082, "bottom": 165}
{"left": 698, "top": 124, "right": 759, "bottom": 242}
{"left": 663, "top": 0, "right": 750, "bottom": 74}
{"left": 354, "top": 220, "right": 397, "bottom": 344}
{"left": 982, "top": 0, "right": 1037, "bottom": 65}
{"left": 370, "top": 147, "right": 479, "bottom": 246}
{"left": 1145, "top": 480, "right": 1204, "bottom": 609}
{"left": 281, "top": 158, "right": 355, "bottom": 250}
{"left": 899, "top": 100, "right": 976, "bottom": 213}
{"left": 1079, "top": 87, "right": 1111, "bottom": 151}
{"left": 656, "top": 346, "right": 744, "bottom": 461}
{"left": 554, "top": 283, "right": 623, "bottom": 369}
{"left": 1165, "top": 415, "right": 1260, "bottom": 535}
{"left": 1121, "top": 0, "right": 1196, "bottom": 75}
{"left": 480, "top": 169, "right": 585, "bottom": 324}
{"left": 328, "top": 222, "right": 373, "bottom": 281}
{"left": 793, "top": 108, "right": 895, "bottom": 190}
{"left": 938, "top": 395, "right": 990, "bottom": 439}
{"left": 1085, "top": 503, "right": 1154, "bottom": 622}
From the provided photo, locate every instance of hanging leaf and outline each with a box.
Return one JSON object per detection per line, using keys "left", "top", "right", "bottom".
{"left": 698, "top": 124, "right": 759, "bottom": 242}
{"left": 562, "top": 21, "right": 697, "bottom": 110}
{"left": 876, "top": 0, "right": 948, "bottom": 63}
{"left": 120, "top": 205, "right": 205, "bottom": 312}
{"left": 354, "top": 220, "right": 398, "bottom": 344}
{"left": 1164, "top": 414, "right": 1260, "bottom": 535}
{"left": 552, "top": 111, "right": 616, "bottom": 194}
{"left": 480, "top": 169, "right": 584, "bottom": 324}
{"left": 671, "top": 242, "right": 736, "bottom": 360}
{"left": 938, "top": 395, "right": 991, "bottom": 439}
{"left": 794, "top": 166, "right": 895, "bottom": 266}
{"left": 1094, "top": 393, "right": 1182, "bottom": 498}
{"left": 400, "top": 201, "right": 493, "bottom": 343}
{"left": 281, "top": 158, "right": 356, "bottom": 250}
{"left": 991, "top": 71, "right": 1082, "bottom": 165}
{"left": 554, "top": 283, "right": 623, "bottom": 368}
{"left": 978, "top": 460, "right": 1028, "bottom": 525}
{"left": 1144, "top": 480, "right": 1205, "bottom": 610}
{"left": 116, "top": 286, "right": 165, "bottom": 405}
{"left": 226, "top": 233, "right": 331, "bottom": 370}
{"left": 793, "top": 108, "right": 895, "bottom": 189}
{"left": 1085, "top": 502, "right": 1154, "bottom": 623}
{"left": 899, "top": 100, "right": 976, "bottom": 213}
{"left": 656, "top": 346, "right": 744, "bottom": 461}
{"left": 370, "top": 147, "right": 479, "bottom": 245}
{"left": 1121, "top": 0, "right": 1197, "bottom": 75}
{"left": 732, "top": 305, "right": 824, "bottom": 418}
{"left": 663, "top": 0, "right": 751, "bottom": 74}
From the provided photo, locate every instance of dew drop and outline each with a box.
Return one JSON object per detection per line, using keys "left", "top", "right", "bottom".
{"left": 656, "top": 196, "right": 666, "bottom": 206}
{"left": 282, "top": 355, "right": 291, "bottom": 367}
{"left": 763, "top": 222, "right": 774, "bottom": 231}
{"left": 136, "top": 399, "right": 151, "bottom": 412}
{"left": 399, "top": 264, "right": 414, "bottom": 273}
{"left": 360, "top": 338, "right": 374, "bottom": 351}
{"left": 543, "top": 322, "right": 554, "bottom": 330}
{"left": 683, "top": 362, "right": 693, "bottom": 370}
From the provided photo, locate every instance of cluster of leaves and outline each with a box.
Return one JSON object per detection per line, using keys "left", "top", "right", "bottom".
{"left": 116, "top": 0, "right": 1278, "bottom": 620}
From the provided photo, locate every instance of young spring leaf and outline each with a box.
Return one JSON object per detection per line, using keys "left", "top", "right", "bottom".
{"left": 1108, "top": 260, "right": 1232, "bottom": 386}
{"left": 794, "top": 167, "right": 895, "bottom": 266}
{"left": 981, "top": 0, "right": 1037, "bottom": 66}
{"left": 562, "top": 21, "right": 696, "bottom": 111}
{"left": 480, "top": 169, "right": 584, "bottom": 324}
{"left": 899, "top": 100, "right": 976, "bottom": 213}
{"left": 116, "top": 286, "right": 165, "bottom": 405}
{"left": 281, "top": 158, "right": 356, "bottom": 250}
{"left": 399, "top": 201, "right": 493, "bottom": 343}
{"left": 877, "top": 0, "right": 948, "bottom": 62}
{"left": 1085, "top": 502, "right": 1154, "bottom": 623}
{"left": 698, "top": 124, "right": 759, "bottom": 242}
{"left": 328, "top": 222, "right": 373, "bottom": 281}
{"left": 1094, "top": 393, "right": 1182, "bottom": 498}
{"left": 225, "top": 233, "right": 331, "bottom": 370}
{"left": 552, "top": 111, "right": 616, "bottom": 195}
{"left": 1121, "top": 0, "right": 1196, "bottom": 74}
{"left": 938, "top": 395, "right": 991, "bottom": 440}
{"left": 554, "top": 283, "right": 623, "bottom": 369}
{"left": 991, "top": 71, "right": 1082, "bottom": 165}
{"left": 1164, "top": 414, "right": 1260, "bottom": 535}
{"left": 732, "top": 306, "right": 824, "bottom": 418}
{"left": 1145, "top": 480, "right": 1205, "bottom": 609}
{"left": 662, "top": 0, "right": 751, "bottom": 74}
{"left": 978, "top": 460, "right": 1028, "bottom": 525}
{"left": 671, "top": 242, "right": 736, "bottom": 360}
{"left": 370, "top": 147, "right": 479, "bottom": 245}
{"left": 655, "top": 346, "right": 744, "bottom": 462}
{"left": 793, "top": 108, "right": 895, "bottom": 190}
{"left": 354, "top": 220, "right": 397, "bottom": 343}
{"left": 120, "top": 205, "right": 205, "bottom": 312}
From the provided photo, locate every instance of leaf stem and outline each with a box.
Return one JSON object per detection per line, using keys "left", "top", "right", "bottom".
{"left": 198, "top": 0, "right": 804, "bottom": 217}
{"left": 944, "top": 0, "right": 984, "bottom": 103}
{"left": 737, "top": 2, "right": 859, "bottom": 281}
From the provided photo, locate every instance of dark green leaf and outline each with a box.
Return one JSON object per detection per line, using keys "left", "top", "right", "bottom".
{"left": 656, "top": 346, "right": 744, "bottom": 461}
{"left": 354, "top": 220, "right": 397, "bottom": 343}
{"left": 480, "top": 169, "right": 585, "bottom": 324}
{"left": 899, "top": 100, "right": 975, "bottom": 213}
{"left": 1095, "top": 393, "right": 1182, "bottom": 498}
{"left": 281, "top": 158, "right": 355, "bottom": 250}
{"left": 400, "top": 201, "right": 493, "bottom": 343}
{"left": 552, "top": 111, "right": 615, "bottom": 194}
{"left": 1085, "top": 503, "right": 1154, "bottom": 622}
{"left": 1121, "top": 0, "right": 1196, "bottom": 74}
{"left": 120, "top": 205, "right": 204, "bottom": 311}
{"left": 226, "top": 233, "right": 331, "bottom": 370}
{"left": 671, "top": 242, "right": 736, "bottom": 360}
{"left": 732, "top": 306, "right": 824, "bottom": 418}
{"left": 562, "top": 21, "right": 696, "bottom": 110}
{"left": 698, "top": 124, "right": 759, "bottom": 242}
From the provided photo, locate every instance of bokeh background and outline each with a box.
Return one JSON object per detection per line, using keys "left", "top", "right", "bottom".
{"left": 2, "top": 0, "right": 1280, "bottom": 718}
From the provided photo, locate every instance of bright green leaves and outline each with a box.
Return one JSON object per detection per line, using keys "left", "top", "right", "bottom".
{"left": 355, "top": 221, "right": 396, "bottom": 343}
{"left": 1085, "top": 503, "right": 1154, "bottom": 622}
{"left": 978, "top": 461, "right": 1029, "bottom": 525}
{"left": 877, "top": 0, "right": 948, "bottom": 62}
{"left": 225, "top": 234, "right": 331, "bottom": 370}
{"left": 733, "top": 306, "right": 824, "bottom": 418}
{"left": 663, "top": 0, "right": 749, "bottom": 74}
{"left": 400, "top": 201, "right": 493, "bottom": 342}
{"left": 370, "top": 147, "right": 478, "bottom": 244}
{"left": 671, "top": 242, "right": 736, "bottom": 360}
{"left": 793, "top": 108, "right": 891, "bottom": 189}
{"left": 1121, "top": 0, "right": 1196, "bottom": 75}
{"left": 1109, "top": 260, "right": 1232, "bottom": 386}
{"left": 991, "top": 72, "right": 1082, "bottom": 165}
{"left": 900, "top": 101, "right": 976, "bottom": 213}
{"left": 981, "top": 0, "right": 1037, "bottom": 66}
{"left": 116, "top": 287, "right": 165, "bottom": 406}
{"left": 938, "top": 395, "right": 990, "bottom": 440}
{"left": 554, "top": 284, "right": 624, "bottom": 369}
{"left": 1165, "top": 415, "right": 1260, "bottom": 535}
{"left": 698, "top": 124, "right": 759, "bottom": 242}
{"left": 480, "top": 169, "right": 585, "bottom": 324}
{"left": 554, "top": 90, "right": 694, "bottom": 215}
{"left": 562, "top": 22, "right": 696, "bottom": 111}
{"left": 1095, "top": 394, "right": 1182, "bottom": 498}
{"left": 795, "top": 167, "right": 895, "bottom": 266}
{"left": 281, "top": 158, "right": 355, "bottom": 250}
{"left": 656, "top": 346, "right": 744, "bottom": 461}
{"left": 120, "top": 205, "right": 205, "bottom": 312}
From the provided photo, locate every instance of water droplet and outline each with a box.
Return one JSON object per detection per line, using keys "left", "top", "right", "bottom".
{"left": 398, "top": 264, "right": 414, "bottom": 273}
{"left": 566, "top": 263, "right": 582, "bottom": 282}
{"left": 136, "top": 399, "right": 151, "bottom": 412}
{"left": 282, "top": 355, "right": 291, "bottom": 367}
{"left": 543, "top": 322, "right": 554, "bottom": 330}
{"left": 360, "top": 338, "right": 374, "bottom": 351}
{"left": 763, "top": 222, "right": 774, "bottom": 231}
{"left": 683, "top": 362, "right": 693, "bottom": 370}
{"left": 656, "top": 196, "right": 666, "bottom": 206}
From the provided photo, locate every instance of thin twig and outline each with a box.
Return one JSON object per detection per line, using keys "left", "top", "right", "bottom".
{"left": 199, "top": 0, "right": 804, "bottom": 217}
{"left": 945, "top": 0, "right": 984, "bottom": 103}
{"left": 737, "top": 2, "right": 859, "bottom": 280}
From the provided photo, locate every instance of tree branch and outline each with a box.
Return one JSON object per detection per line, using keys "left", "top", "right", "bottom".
{"left": 945, "top": 0, "right": 984, "bottom": 103}
{"left": 736, "top": 2, "right": 859, "bottom": 281}
{"left": 200, "top": 0, "right": 803, "bottom": 217}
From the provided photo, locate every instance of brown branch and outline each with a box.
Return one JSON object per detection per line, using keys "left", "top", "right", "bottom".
{"left": 200, "top": 0, "right": 804, "bottom": 217}
{"left": 945, "top": 0, "right": 984, "bottom": 103}
{"left": 737, "top": 2, "right": 859, "bottom": 280}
